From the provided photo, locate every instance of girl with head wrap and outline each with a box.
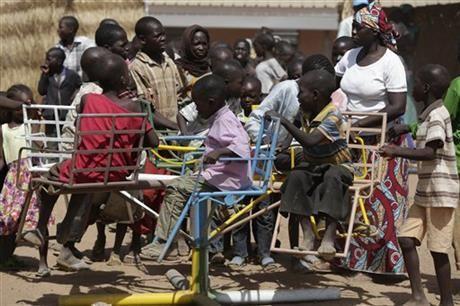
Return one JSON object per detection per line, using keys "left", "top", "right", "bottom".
{"left": 335, "top": 2, "right": 410, "bottom": 276}
{"left": 175, "top": 25, "right": 211, "bottom": 107}
{"left": 175, "top": 25, "right": 210, "bottom": 78}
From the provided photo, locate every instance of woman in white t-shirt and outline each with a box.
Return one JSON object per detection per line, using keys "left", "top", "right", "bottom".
{"left": 335, "top": 3, "right": 410, "bottom": 276}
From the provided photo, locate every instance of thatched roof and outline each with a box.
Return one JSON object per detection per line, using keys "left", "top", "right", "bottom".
{"left": 0, "top": 0, "right": 144, "bottom": 92}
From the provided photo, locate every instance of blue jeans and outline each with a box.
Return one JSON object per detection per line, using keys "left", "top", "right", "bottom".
{"left": 209, "top": 214, "right": 224, "bottom": 254}
{"left": 232, "top": 199, "right": 275, "bottom": 259}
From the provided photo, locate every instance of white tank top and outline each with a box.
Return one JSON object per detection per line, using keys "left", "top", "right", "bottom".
{"left": 2, "top": 123, "right": 27, "bottom": 165}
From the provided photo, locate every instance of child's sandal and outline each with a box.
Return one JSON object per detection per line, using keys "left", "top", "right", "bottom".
{"left": 227, "top": 256, "right": 245, "bottom": 269}
{"left": 261, "top": 256, "right": 279, "bottom": 271}
{"left": 36, "top": 267, "right": 51, "bottom": 278}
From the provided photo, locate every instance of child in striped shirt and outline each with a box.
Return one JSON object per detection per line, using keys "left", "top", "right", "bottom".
{"left": 381, "top": 64, "right": 458, "bottom": 306}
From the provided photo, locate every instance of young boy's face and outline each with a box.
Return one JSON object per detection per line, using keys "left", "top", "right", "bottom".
{"left": 288, "top": 62, "right": 303, "bottom": 80}
{"left": 45, "top": 52, "right": 62, "bottom": 74}
{"left": 226, "top": 73, "right": 244, "bottom": 99}
{"left": 298, "top": 81, "right": 316, "bottom": 114}
{"left": 234, "top": 41, "right": 249, "bottom": 63}
{"left": 193, "top": 94, "right": 218, "bottom": 119}
{"left": 141, "top": 23, "right": 166, "bottom": 55}
{"left": 110, "top": 32, "right": 130, "bottom": 60}
{"left": 332, "top": 42, "right": 350, "bottom": 65}
{"left": 240, "top": 81, "right": 260, "bottom": 111}
{"left": 57, "top": 21, "right": 75, "bottom": 41}
{"left": 277, "top": 49, "right": 294, "bottom": 68}
{"left": 412, "top": 75, "right": 428, "bottom": 104}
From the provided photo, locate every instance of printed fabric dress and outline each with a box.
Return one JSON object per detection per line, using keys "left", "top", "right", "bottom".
{"left": 340, "top": 134, "right": 411, "bottom": 274}
{"left": 0, "top": 159, "right": 41, "bottom": 236}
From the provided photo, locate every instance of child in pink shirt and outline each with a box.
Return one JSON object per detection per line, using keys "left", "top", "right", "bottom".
{"left": 141, "top": 74, "right": 252, "bottom": 261}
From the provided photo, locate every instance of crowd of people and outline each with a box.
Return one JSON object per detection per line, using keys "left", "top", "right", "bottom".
{"left": 0, "top": 0, "right": 459, "bottom": 305}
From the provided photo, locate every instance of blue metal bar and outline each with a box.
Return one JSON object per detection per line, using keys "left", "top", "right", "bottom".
{"left": 158, "top": 196, "right": 195, "bottom": 262}
{"left": 159, "top": 117, "right": 281, "bottom": 262}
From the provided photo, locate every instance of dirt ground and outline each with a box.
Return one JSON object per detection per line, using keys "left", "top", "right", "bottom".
{"left": 1, "top": 176, "right": 459, "bottom": 306}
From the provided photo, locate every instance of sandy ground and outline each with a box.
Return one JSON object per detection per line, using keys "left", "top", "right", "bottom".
{"left": 1, "top": 176, "right": 459, "bottom": 306}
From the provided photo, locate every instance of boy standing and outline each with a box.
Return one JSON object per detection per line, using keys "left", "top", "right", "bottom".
{"left": 239, "top": 76, "right": 262, "bottom": 123}
{"left": 253, "top": 32, "right": 287, "bottom": 96}
{"left": 141, "top": 75, "right": 252, "bottom": 259}
{"left": 130, "top": 16, "right": 182, "bottom": 130}
{"left": 382, "top": 64, "right": 458, "bottom": 306}
{"left": 55, "top": 16, "right": 95, "bottom": 78}
{"left": 38, "top": 47, "right": 81, "bottom": 122}
{"left": 331, "top": 36, "right": 356, "bottom": 65}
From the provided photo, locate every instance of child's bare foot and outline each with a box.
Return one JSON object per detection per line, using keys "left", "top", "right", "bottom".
{"left": 401, "top": 297, "right": 430, "bottom": 306}
{"left": 317, "top": 241, "right": 336, "bottom": 261}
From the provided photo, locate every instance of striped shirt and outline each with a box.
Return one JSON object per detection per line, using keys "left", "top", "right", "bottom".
{"left": 130, "top": 52, "right": 183, "bottom": 122}
{"left": 56, "top": 36, "right": 95, "bottom": 78}
{"left": 415, "top": 100, "right": 459, "bottom": 208}
{"left": 303, "top": 102, "right": 352, "bottom": 168}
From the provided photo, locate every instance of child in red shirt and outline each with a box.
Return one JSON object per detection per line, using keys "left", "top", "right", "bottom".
{"left": 26, "top": 53, "right": 159, "bottom": 273}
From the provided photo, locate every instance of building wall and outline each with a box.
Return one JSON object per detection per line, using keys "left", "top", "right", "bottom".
{"left": 411, "top": 3, "right": 460, "bottom": 76}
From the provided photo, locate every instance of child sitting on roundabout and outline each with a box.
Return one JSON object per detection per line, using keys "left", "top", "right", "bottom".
{"left": 265, "top": 69, "right": 354, "bottom": 269}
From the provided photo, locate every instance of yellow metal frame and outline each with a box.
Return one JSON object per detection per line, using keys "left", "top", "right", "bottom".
{"left": 209, "top": 191, "right": 272, "bottom": 239}
{"left": 59, "top": 112, "right": 386, "bottom": 304}
{"left": 150, "top": 144, "right": 202, "bottom": 166}
{"left": 150, "top": 149, "right": 199, "bottom": 166}
{"left": 157, "top": 144, "right": 198, "bottom": 152}
{"left": 60, "top": 248, "right": 208, "bottom": 305}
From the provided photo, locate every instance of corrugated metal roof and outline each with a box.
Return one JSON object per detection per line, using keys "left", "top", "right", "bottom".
{"left": 146, "top": 0, "right": 459, "bottom": 8}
